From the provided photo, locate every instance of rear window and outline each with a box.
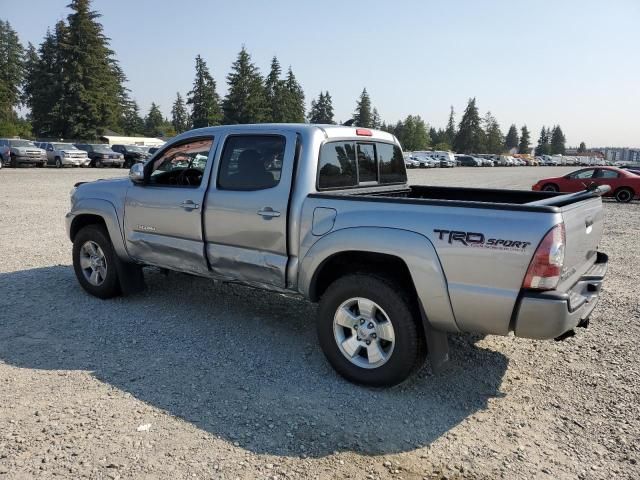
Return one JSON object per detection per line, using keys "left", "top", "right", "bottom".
{"left": 318, "top": 141, "right": 406, "bottom": 190}
{"left": 377, "top": 143, "right": 406, "bottom": 184}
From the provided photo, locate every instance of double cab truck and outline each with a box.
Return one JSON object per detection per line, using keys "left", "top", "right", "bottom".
{"left": 66, "top": 124, "right": 608, "bottom": 386}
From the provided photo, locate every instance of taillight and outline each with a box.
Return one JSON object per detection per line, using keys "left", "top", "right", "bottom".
{"left": 522, "top": 223, "right": 565, "bottom": 291}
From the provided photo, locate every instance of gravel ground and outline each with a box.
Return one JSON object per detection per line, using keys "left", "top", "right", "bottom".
{"left": 0, "top": 166, "right": 638, "bottom": 479}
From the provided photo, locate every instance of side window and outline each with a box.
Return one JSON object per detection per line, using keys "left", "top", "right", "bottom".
{"left": 569, "top": 169, "right": 595, "bottom": 179}
{"left": 148, "top": 138, "right": 213, "bottom": 187}
{"left": 318, "top": 142, "right": 357, "bottom": 189}
{"left": 378, "top": 143, "right": 406, "bottom": 184}
{"left": 595, "top": 169, "right": 618, "bottom": 179}
{"left": 357, "top": 143, "right": 377, "bottom": 183}
{"left": 217, "top": 135, "right": 284, "bottom": 191}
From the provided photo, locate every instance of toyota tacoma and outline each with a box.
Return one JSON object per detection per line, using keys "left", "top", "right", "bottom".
{"left": 66, "top": 124, "right": 609, "bottom": 386}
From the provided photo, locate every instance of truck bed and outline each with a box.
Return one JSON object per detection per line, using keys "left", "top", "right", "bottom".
{"left": 311, "top": 184, "right": 610, "bottom": 211}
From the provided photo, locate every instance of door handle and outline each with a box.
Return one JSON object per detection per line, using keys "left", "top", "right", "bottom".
{"left": 257, "top": 207, "right": 281, "bottom": 219}
{"left": 180, "top": 200, "right": 199, "bottom": 210}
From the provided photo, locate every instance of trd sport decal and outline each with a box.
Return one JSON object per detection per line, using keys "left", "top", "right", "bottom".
{"left": 433, "top": 229, "right": 531, "bottom": 250}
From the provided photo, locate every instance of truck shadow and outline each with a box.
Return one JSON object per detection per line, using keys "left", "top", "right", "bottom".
{"left": 0, "top": 266, "right": 508, "bottom": 457}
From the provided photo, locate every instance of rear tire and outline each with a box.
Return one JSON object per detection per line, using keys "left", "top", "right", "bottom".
{"left": 317, "top": 274, "right": 425, "bottom": 387}
{"left": 542, "top": 183, "right": 559, "bottom": 192}
{"left": 72, "top": 225, "right": 120, "bottom": 299}
{"left": 615, "top": 187, "right": 634, "bottom": 203}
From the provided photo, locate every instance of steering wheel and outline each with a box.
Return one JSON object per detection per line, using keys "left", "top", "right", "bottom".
{"left": 176, "top": 168, "right": 202, "bottom": 186}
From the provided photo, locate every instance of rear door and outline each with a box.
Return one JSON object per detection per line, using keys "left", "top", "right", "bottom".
{"left": 591, "top": 168, "right": 620, "bottom": 192}
{"left": 203, "top": 130, "right": 298, "bottom": 288}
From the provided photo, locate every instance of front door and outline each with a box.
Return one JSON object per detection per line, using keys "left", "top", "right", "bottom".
{"left": 123, "top": 136, "right": 215, "bottom": 276}
{"left": 203, "top": 131, "right": 297, "bottom": 288}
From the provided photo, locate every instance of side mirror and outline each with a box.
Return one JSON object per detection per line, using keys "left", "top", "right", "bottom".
{"left": 129, "top": 163, "right": 145, "bottom": 184}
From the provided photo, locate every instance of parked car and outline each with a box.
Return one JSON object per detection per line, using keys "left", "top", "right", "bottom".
{"left": 111, "top": 144, "right": 151, "bottom": 168}
{"left": 0, "top": 138, "right": 46, "bottom": 167}
{"left": 418, "top": 150, "right": 456, "bottom": 167}
{"left": 532, "top": 166, "right": 639, "bottom": 202}
{"left": 66, "top": 124, "right": 608, "bottom": 386}
{"left": 404, "top": 157, "right": 419, "bottom": 169}
{"left": 42, "top": 142, "right": 91, "bottom": 168}
{"left": 455, "top": 155, "right": 482, "bottom": 167}
{"left": 75, "top": 144, "right": 125, "bottom": 168}
{"left": 410, "top": 155, "right": 438, "bottom": 168}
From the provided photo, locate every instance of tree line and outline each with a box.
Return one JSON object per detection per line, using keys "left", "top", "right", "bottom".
{"left": 0, "top": 0, "right": 568, "bottom": 155}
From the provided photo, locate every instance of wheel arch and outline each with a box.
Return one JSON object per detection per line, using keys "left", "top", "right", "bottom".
{"left": 68, "top": 199, "right": 129, "bottom": 260}
{"left": 300, "top": 227, "right": 459, "bottom": 334}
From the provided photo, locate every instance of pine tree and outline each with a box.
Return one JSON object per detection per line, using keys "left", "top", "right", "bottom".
{"left": 444, "top": 106, "right": 456, "bottom": 146}
{"left": 171, "top": 92, "right": 189, "bottom": 133}
{"left": 121, "top": 99, "right": 144, "bottom": 135}
{"left": 550, "top": 125, "right": 566, "bottom": 155}
{"left": 578, "top": 141, "right": 586, "bottom": 153}
{"left": 144, "top": 102, "right": 164, "bottom": 137}
{"left": 24, "top": 25, "right": 66, "bottom": 137}
{"left": 518, "top": 125, "right": 531, "bottom": 154}
{"left": 282, "top": 66, "right": 305, "bottom": 122}
{"left": 483, "top": 112, "right": 504, "bottom": 154}
{"left": 429, "top": 127, "right": 440, "bottom": 145}
{"left": 353, "top": 88, "right": 373, "bottom": 127}
{"left": 59, "top": 0, "right": 128, "bottom": 139}
{"left": 0, "top": 19, "right": 25, "bottom": 125}
{"left": 223, "top": 47, "right": 268, "bottom": 124}
{"left": 453, "top": 98, "right": 484, "bottom": 153}
{"left": 308, "top": 91, "right": 334, "bottom": 124}
{"left": 536, "top": 127, "right": 551, "bottom": 156}
{"left": 372, "top": 108, "right": 381, "bottom": 129}
{"left": 264, "top": 56, "right": 286, "bottom": 122}
{"left": 505, "top": 124, "right": 519, "bottom": 151}
{"left": 186, "top": 55, "right": 221, "bottom": 128}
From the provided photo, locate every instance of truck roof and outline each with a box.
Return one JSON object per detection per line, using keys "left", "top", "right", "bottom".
{"left": 174, "top": 123, "right": 398, "bottom": 145}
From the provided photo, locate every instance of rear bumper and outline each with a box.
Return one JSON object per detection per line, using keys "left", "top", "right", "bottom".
{"left": 512, "top": 252, "right": 608, "bottom": 339}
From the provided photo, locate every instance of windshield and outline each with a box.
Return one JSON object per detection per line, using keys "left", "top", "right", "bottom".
{"left": 9, "top": 140, "right": 35, "bottom": 148}
{"left": 53, "top": 143, "right": 77, "bottom": 150}
{"left": 126, "top": 145, "right": 145, "bottom": 153}
{"left": 92, "top": 145, "right": 115, "bottom": 153}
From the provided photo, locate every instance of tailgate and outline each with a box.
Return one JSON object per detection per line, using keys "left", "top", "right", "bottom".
{"left": 558, "top": 196, "right": 605, "bottom": 288}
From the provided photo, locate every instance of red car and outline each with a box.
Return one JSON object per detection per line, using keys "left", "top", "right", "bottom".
{"left": 532, "top": 166, "right": 639, "bottom": 203}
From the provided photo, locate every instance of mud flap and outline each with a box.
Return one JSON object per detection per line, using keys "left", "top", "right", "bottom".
{"left": 114, "top": 257, "right": 145, "bottom": 296}
{"left": 419, "top": 303, "right": 450, "bottom": 373}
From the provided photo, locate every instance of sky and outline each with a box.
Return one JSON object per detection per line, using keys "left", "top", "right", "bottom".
{"left": 4, "top": 0, "right": 639, "bottom": 147}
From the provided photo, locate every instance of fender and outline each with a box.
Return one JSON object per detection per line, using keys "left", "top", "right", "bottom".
{"left": 67, "top": 198, "right": 130, "bottom": 260}
{"left": 299, "top": 227, "right": 460, "bottom": 333}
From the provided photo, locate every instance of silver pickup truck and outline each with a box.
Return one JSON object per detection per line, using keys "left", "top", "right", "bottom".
{"left": 66, "top": 124, "right": 608, "bottom": 386}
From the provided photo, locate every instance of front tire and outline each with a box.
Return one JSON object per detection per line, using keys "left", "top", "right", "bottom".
{"left": 55, "top": 157, "right": 63, "bottom": 168}
{"left": 615, "top": 187, "right": 634, "bottom": 203}
{"left": 317, "top": 274, "right": 425, "bottom": 387}
{"left": 542, "top": 183, "right": 559, "bottom": 192}
{"left": 72, "top": 225, "right": 120, "bottom": 299}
